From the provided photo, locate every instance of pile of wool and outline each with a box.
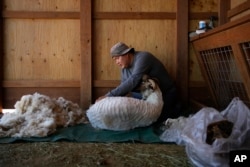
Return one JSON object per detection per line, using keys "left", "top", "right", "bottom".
{"left": 0, "top": 93, "right": 87, "bottom": 137}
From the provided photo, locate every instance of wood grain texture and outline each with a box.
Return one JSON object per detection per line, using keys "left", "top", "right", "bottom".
{"left": 3, "top": 19, "right": 80, "bottom": 80}
{"left": 93, "top": 19, "right": 176, "bottom": 80}
{"left": 3, "top": 0, "right": 80, "bottom": 11}
{"left": 80, "top": 0, "right": 92, "bottom": 109}
{"left": 176, "top": 0, "right": 189, "bottom": 106}
{"left": 94, "top": 0, "right": 176, "bottom": 12}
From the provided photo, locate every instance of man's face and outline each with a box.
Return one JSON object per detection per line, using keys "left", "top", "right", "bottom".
{"left": 112, "top": 54, "right": 130, "bottom": 69}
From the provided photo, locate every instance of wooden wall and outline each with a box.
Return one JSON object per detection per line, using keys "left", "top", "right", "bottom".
{"left": 92, "top": 0, "right": 179, "bottom": 103}
{"left": 93, "top": 0, "right": 177, "bottom": 81}
{"left": 229, "top": 0, "right": 250, "bottom": 21}
{"left": 188, "top": 0, "right": 220, "bottom": 104}
{"left": 189, "top": 0, "right": 218, "bottom": 83}
{"left": 0, "top": 0, "right": 233, "bottom": 111}
{"left": 1, "top": 0, "right": 81, "bottom": 109}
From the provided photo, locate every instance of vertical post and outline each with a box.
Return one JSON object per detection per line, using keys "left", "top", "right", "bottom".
{"left": 176, "top": 0, "right": 189, "bottom": 107}
{"left": 219, "top": 0, "right": 230, "bottom": 25}
{"left": 80, "top": 0, "right": 92, "bottom": 110}
{"left": 0, "top": 0, "right": 3, "bottom": 112}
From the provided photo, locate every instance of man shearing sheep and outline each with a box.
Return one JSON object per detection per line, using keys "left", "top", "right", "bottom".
{"left": 96, "top": 42, "right": 182, "bottom": 124}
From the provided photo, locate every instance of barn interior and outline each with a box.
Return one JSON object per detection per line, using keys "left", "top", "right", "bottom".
{"left": 0, "top": 0, "right": 250, "bottom": 167}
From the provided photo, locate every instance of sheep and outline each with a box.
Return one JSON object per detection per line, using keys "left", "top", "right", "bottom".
{"left": 0, "top": 93, "right": 88, "bottom": 137}
{"left": 86, "top": 75, "right": 164, "bottom": 131}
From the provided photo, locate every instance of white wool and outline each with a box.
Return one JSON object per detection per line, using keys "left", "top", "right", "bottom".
{"left": 160, "top": 116, "right": 191, "bottom": 145}
{"left": 56, "top": 97, "right": 87, "bottom": 126}
{"left": 86, "top": 77, "right": 164, "bottom": 131}
{"left": 0, "top": 93, "right": 87, "bottom": 137}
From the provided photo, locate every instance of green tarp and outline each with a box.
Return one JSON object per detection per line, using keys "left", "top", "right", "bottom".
{"left": 0, "top": 123, "right": 163, "bottom": 144}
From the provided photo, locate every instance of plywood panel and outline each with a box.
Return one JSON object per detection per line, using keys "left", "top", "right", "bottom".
{"left": 231, "top": 0, "right": 248, "bottom": 9}
{"left": 189, "top": 0, "right": 219, "bottom": 84}
{"left": 229, "top": 0, "right": 250, "bottom": 21}
{"left": 80, "top": 0, "right": 92, "bottom": 109}
{"left": 231, "top": 10, "right": 250, "bottom": 21}
{"left": 93, "top": 19, "right": 176, "bottom": 80}
{"left": 3, "top": 0, "right": 80, "bottom": 11}
{"left": 189, "top": 20, "right": 206, "bottom": 82}
{"left": 189, "top": 44, "right": 205, "bottom": 82}
{"left": 4, "top": 19, "right": 80, "bottom": 80}
{"left": 190, "top": 0, "right": 218, "bottom": 12}
{"left": 94, "top": 0, "right": 176, "bottom": 12}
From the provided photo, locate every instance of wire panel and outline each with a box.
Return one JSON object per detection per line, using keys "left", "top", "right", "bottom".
{"left": 200, "top": 46, "right": 250, "bottom": 109}
{"left": 241, "top": 41, "right": 250, "bottom": 71}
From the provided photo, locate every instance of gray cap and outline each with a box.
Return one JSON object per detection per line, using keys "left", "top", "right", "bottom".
{"left": 110, "top": 42, "right": 134, "bottom": 57}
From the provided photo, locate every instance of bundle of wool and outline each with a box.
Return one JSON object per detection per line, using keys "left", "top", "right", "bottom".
{"left": 0, "top": 93, "right": 87, "bottom": 137}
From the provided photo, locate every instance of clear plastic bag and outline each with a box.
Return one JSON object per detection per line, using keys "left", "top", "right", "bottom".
{"left": 160, "top": 97, "right": 250, "bottom": 167}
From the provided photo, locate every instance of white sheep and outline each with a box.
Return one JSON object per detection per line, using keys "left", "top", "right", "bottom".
{"left": 86, "top": 75, "right": 164, "bottom": 131}
{"left": 0, "top": 93, "right": 88, "bottom": 137}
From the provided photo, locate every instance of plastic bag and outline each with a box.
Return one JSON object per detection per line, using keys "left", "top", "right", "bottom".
{"left": 160, "top": 97, "right": 250, "bottom": 167}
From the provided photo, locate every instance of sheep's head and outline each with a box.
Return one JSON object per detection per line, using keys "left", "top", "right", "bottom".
{"left": 140, "top": 75, "right": 158, "bottom": 100}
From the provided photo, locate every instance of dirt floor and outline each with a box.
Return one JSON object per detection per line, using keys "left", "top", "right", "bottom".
{"left": 0, "top": 141, "right": 192, "bottom": 167}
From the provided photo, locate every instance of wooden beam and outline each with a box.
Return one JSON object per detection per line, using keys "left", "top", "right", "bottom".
{"left": 218, "top": 0, "right": 230, "bottom": 25}
{"left": 2, "top": 11, "right": 219, "bottom": 21}
{"left": 94, "top": 12, "right": 176, "bottom": 19}
{"left": 93, "top": 80, "right": 120, "bottom": 87}
{"left": 2, "top": 11, "right": 175, "bottom": 20}
{"left": 189, "top": 12, "right": 218, "bottom": 20}
{"left": 190, "top": 14, "right": 250, "bottom": 42}
{"left": 2, "top": 11, "right": 79, "bottom": 19}
{"left": 176, "top": 0, "right": 189, "bottom": 107}
{"left": 0, "top": 0, "right": 3, "bottom": 112}
{"left": 2, "top": 80, "right": 120, "bottom": 88}
{"left": 2, "top": 80, "right": 80, "bottom": 88}
{"left": 80, "top": 0, "right": 92, "bottom": 110}
{"left": 227, "top": 0, "right": 250, "bottom": 19}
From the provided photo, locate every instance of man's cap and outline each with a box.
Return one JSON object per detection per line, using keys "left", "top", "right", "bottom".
{"left": 110, "top": 42, "right": 134, "bottom": 57}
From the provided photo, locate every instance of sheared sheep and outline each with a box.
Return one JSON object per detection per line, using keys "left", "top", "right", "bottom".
{"left": 86, "top": 75, "right": 164, "bottom": 131}
{"left": 0, "top": 93, "right": 88, "bottom": 137}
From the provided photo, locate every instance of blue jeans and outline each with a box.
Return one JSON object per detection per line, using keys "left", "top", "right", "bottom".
{"left": 131, "top": 92, "right": 142, "bottom": 99}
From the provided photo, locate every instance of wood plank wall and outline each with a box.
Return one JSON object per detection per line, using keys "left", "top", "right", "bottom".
{"left": 92, "top": 0, "right": 178, "bottom": 105}
{"left": 1, "top": 0, "right": 81, "bottom": 109}
{"left": 0, "top": 0, "right": 226, "bottom": 111}
{"left": 92, "top": 0, "right": 177, "bottom": 82}
{"left": 229, "top": 0, "right": 250, "bottom": 21}
{"left": 80, "top": 0, "right": 92, "bottom": 109}
{"left": 188, "top": 0, "right": 220, "bottom": 105}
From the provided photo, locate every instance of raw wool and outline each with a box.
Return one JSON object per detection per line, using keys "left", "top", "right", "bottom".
{"left": 0, "top": 93, "right": 87, "bottom": 137}
{"left": 55, "top": 97, "right": 87, "bottom": 127}
{"left": 160, "top": 116, "right": 191, "bottom": 145}
{"left": 86, "top": 75, "right": 164, "bottom": 131}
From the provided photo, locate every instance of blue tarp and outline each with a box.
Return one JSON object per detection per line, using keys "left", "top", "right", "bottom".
{"left": 0, "top": 123, "right": 163, "bottom": 144}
